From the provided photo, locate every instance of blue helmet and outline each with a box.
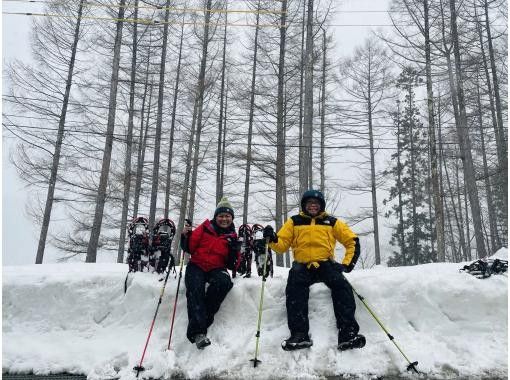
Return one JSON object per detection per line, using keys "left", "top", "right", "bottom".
{"left": 301, "top": 190, "right": 326, "bottom": 213}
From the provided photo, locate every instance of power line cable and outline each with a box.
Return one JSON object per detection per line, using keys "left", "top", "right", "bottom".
{"left": 3, "top": 0, "right": 287, "bottom": 15}
{"left": 4, "top": 11, "right": 460, "bottom": 27}
{"left": 2, "top": 10, "right": 287, "bottom": 27}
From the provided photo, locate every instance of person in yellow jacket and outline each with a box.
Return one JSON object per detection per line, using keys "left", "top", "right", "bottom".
{"left": 263, "top": 189, "right": 365, "bottom": 351}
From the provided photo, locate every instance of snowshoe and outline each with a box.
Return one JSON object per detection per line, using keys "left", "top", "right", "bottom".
{"left": 460, "top": 258, "right": 508, "bottom": 279}
{"left": 337, "top": 334, "right": 366, "bottom": 351}
{"left": 281, "top": 333, "right": 313, "bottom": 351}
{"left": 237, "top": 224, "right": 253, "bottom": 277}
{"left": 127, "top": 216, "right": 150, "bottom": 272}
{"left": 152, "top": 218, "right": 176, "bottom": 274}
{"left": 252, "top": 224, "right": 274, "bottom": 278}
{"left": 194, "top": 334, "right": 211, "bottom": 350}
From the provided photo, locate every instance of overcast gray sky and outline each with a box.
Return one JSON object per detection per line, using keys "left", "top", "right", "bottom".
{"left": 2, "top": 0, "right": 391, "bottom": 266}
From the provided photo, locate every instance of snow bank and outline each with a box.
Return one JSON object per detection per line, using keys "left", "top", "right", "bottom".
{"left": 2, "top": 254, "right": 508, "bottom": 379}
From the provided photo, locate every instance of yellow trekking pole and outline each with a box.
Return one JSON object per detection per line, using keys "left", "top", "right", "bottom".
{"left": 250, "top": 238, "right": 270, "bottom": 367}
{"left": 345, "top": 278, "right": 420, "bottom": 374}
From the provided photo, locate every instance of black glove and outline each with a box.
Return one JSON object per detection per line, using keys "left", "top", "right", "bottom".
{"left": 263, "top": 225, "right": 278, "bottom": 243}
{"left": 226, "top": 239, "right": 241, "bottom": 271}
{"left": 228, "top": 239, "right": 242, "bottom": 253}
{"left": 333, "top": 261, "right": 347, "bottom": 273}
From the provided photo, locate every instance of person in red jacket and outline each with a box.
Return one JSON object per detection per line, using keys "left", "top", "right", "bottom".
{"left": 181, "top": 197, "right": 241, "bottom": 349}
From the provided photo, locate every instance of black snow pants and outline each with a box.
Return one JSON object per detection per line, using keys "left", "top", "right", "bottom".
{"left": 185, "top": 262, "right": 233, "bottom": 342}
{"left": 286, "top": 260, "right": 359, "bottom": 337}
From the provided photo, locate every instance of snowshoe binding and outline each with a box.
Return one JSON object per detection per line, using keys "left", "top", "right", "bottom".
{"left": 281, "top": 333, "right": 313, "bottom": 351}
{"left": 151, "top": 218, "right": 176, "bottom": 274}
{"left": 252, "top": 224, "right": 274, "bottom": 278}
{"left": 127, "top": 216, "right": 150, "bottom": 272}
{"left": 337, "top": 333, "right": 366, "bottom": 351}
{"left": 237, "top": 224, "right": 253, "bottom": 278}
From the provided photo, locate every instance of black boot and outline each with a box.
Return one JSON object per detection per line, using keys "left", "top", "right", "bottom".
{"left": 194, "top": 334, "right": 211, "bottom": 349}
{"left": 337, "top": 331, "right": 365, "bottom": 351}
{"left": 281, "top": 332, "right": 313, "bottom": 351}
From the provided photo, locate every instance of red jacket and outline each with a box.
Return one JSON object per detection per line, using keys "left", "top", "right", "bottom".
{"left": 188, "top": 219, "right": 240, "bottom": 272}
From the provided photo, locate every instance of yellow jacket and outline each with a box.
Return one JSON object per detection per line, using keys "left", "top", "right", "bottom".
{"left": 269, "top": 211, "right": 360, "bottom": 272}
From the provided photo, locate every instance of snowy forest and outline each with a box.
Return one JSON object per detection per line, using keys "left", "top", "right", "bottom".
{"left": 3, "top": 0, "right": 508, "bottom": 267}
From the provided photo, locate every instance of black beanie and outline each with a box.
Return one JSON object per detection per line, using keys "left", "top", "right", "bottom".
{"left": 214, "top": 197, "right": 234, "bottom": 219}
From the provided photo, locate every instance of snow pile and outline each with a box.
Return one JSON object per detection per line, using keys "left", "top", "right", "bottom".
{"left": 2, "top": 248, "right": 508, "bottom": 379}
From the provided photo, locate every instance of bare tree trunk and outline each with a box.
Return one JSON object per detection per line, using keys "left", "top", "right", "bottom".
{"left": 148, "top": 0, "right": 172, "bottom": 227}
{"left": 474, "top": 6, "right": 505, "bottom": 196}
{"left": 482, "top": 0, "right": 507, "bottom": 214}
{"left": 463, "top": 176, "right": 471, "bottom": 261}
{"left": 274, "top": 0, "right": 287, "bottom": 267}
{"left": 443, "top": 150, "right": 466, "bottom": 262}
{"left": 475, "top": 74, "right": 500, "bottom": 252}
{"left": 396, "top": 108, "right": 406, "bottom": 265}
{"left": 133, "top": 75, "right": 154, "bottom": 218}
{"left": 437, "top": 94, "right": 457, "bottom": 261}
{"left": 174, "top": 100, "right": 199, "bottom": 261}
{"left": 319, "top": 28, "right": 326, "bottom": 194}
{"left": 454, "top": 157, "right": 467, "bottom": 261}
{"left": 444, "top": 195, "right": 458, "bottom": 261}
{"left": 302, "top": 0, "right": 314, "bottom": 191}
{"left": 367, "top": 52, "right": 381, "bottom": 265}
{"left": 283, "top": 86, "right": 291, "bottom": 267}
{"left": 221, "top": 80, "right": 228, "bottom": 198}
{"left": 36, "top": 0, "right": 85, "bottom": 264}
{"left": 426, "top": 145, "right": 436, "bottom": 260}
{"left": 117, "top": 0, "right": 139, "bottom": 263}
{"left": 86, "top": 0, "right": 126, "bottom": 263}
{"left": 164, "top": 10, "right": 186, "bottom": 219}
{"left": 424, "top": 0, "right": 445, "bottom": 262}
{"left": 188, "top": 0, "right": 213, "bottom": 221}
{"left": 448, "top": 0, "right": 487, "bottom": 258}
{"left": 408, "top": 89, "right": 419, "bottom": 265}
{"left": 298, "top": 0, "right": 306, "bottom": 195}
{"left": 216, "top": 5, "right": 228, "bottom": 205}
{"left": 242, "top": 0, "right": 261, "bottom": 225}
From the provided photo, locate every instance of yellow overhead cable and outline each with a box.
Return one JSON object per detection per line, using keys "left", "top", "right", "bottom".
{"left": 2, "top": 11, "right": 287, "bottom": 27}
{"left": 3, "top": 0, "right": 286, "bottom": 15}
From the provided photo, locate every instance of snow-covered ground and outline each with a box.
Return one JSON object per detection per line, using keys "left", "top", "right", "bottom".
{"left": 2, "top": 249, "right": 508, "bottom": 380}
